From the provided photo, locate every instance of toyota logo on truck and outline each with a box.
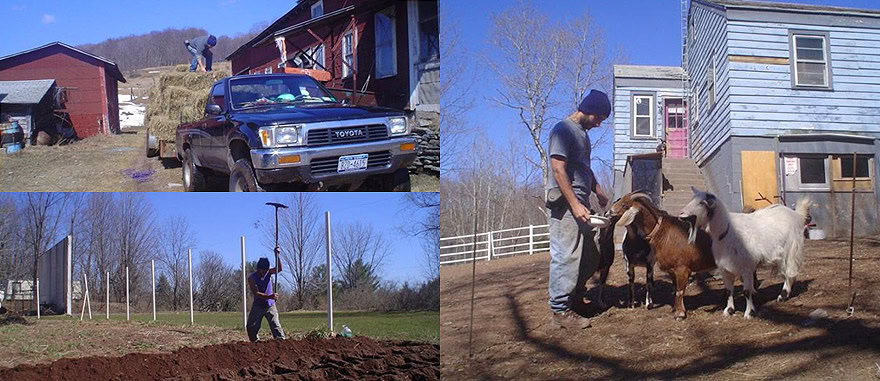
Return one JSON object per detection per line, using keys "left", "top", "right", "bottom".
{"left": 334, "top": 129, "right": 365, "bottom": 139}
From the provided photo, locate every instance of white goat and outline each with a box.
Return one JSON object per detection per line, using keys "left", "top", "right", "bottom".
{"left": 679, "top": 187, "right": 810, "bottom": 319}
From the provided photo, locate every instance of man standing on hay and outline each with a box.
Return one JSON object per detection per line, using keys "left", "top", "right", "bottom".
{"left": 184, "top": 35, "right": 217, "bottom": 72}
{"left": 545, "top": 89, "right": 611, "bottom": 329}
{"left": 246, "top": 249, "right": 286, "bottom": 342}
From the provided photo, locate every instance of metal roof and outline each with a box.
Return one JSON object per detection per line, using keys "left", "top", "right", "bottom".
{"left": 0, "top": 79, "right": 55, "bottom": 104}
{"left": 700, "top": 0, "right": 880, "bottom": 18}
{"left": 614, "top": 65, "right": 686, "bottom": 80}
{"left": 0, "top": 42, "right": 126, "bottom": 83}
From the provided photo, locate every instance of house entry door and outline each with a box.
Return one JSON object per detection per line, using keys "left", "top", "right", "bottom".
{"left": 664, "top": 98, "right": 688, "bottom": 158}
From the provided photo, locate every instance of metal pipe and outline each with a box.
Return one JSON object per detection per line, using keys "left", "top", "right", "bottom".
{"left": 106, "top": 272, "right": 109, "bottom": 320}
{"left": 241, "top": 236, "right": 247, "bottom": 330}
{"left": 125, "top": 266, "right": 130, "bottom": 321}
{"left": 325, "top": 211, "right": 333, "bottom": 334}
{"left": 36, "top": 278, "right": 40, "bottom": 319}
{"left": 848, "top": 152, "right": 857, "bottom": 315}
{"left": 188, "top": 248, "right": 193, "bottom": 326}
{"left": 469, "top": 184, "right": 478, "bottom": 358}
{"left": 151, "top": 260, "right": 156, "bottom": 321}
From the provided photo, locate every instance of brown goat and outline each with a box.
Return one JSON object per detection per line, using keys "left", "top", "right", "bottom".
{"left": 609, "top": 192, "right": 716, "bottom": 319}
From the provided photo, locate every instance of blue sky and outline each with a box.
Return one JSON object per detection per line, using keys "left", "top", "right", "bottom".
{"left": 0, "top": 0, "right": 294, "bottom": 57}
{"left": 444, "top": 0, "right": 880, "bottom": 179}
{"left": 142, "top": 193, "right": 432, "bottom": 285}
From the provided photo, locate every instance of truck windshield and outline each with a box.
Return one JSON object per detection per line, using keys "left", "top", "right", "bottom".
{"left": 229, "top": 76, "right": 338, "bottom": 109}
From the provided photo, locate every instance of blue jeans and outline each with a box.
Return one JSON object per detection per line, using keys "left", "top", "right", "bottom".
{"left": 548, "top": 203, "right": 600, "bottom": 313}
{"left": 187, "top": 44, "right": 213, "bottom": 72}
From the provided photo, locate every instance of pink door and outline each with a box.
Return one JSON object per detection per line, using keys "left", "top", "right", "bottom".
{"left": 664, "top": 98, "right": 688, "bottom": 158}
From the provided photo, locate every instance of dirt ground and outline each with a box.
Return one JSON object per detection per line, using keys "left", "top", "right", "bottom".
{"left": 0, "top": 126, "right": 439, "bottom": 192}
{"left": 440, "top": 236, "right": 880, "bottom": 380}
{"left": 0, "top": 333, "right": 438, "bottom": 380}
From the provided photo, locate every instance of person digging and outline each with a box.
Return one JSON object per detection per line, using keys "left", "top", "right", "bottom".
{"left": 545, "top": 89, "right": 611, "bottom": 329}
{"left": 246, "top": 249, "right": 286, "bottom": 342}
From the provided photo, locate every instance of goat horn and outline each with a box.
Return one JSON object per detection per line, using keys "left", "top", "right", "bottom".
{"left": 630, "top": 192, "right": 654, "bottom": 205}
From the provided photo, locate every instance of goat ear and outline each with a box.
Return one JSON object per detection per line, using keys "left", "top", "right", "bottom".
{"left": 616, "top": 206, "right": 640, "bottom": 228}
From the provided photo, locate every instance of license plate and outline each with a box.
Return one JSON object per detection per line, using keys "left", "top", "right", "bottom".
{"left": 337, "top": 154, "right": 368, "bottom": 173}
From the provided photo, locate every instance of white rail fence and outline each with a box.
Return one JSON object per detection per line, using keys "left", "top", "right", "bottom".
{"left": 440, "top": 225, "right": 550, "bottom": 265}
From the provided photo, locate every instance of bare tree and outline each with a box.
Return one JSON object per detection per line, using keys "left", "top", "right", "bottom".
{"left": 82, "top": 193, "right": 118, "bottom": 297}
{"left": 402, "top": 193, "right": 440, "bottom": 280}
{"left": 159, "top": 216, "right": 195, "bottom": 310}
{"left": 261, "top": 194, "right": 321, "bottom": 310}
{"left": 438, "top": 2, "right": 476, "bottom": 171}
{"left": 20, "top": 193, "right": 70, "bottom": 311}
{"left": 486, "top": 1, "right": 565, "bottom": 185}
{"left": 0, "top": 197, "right": 26, "bottom": 281}
{"left": 332, "top": 222, "right": 391, "bottom": 291}
{"left": 112, "top": 194, "right": 156, "bottom": 303}
{"left": 195, "top": 250, "right": 237, "bottom": 311}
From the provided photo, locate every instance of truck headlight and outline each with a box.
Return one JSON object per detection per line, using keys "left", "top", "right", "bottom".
{"left": 388, "top": 117, "right": 408, "bottom": 136}
{"left": 258, "top": 125, "right": 303, "bottom": 147}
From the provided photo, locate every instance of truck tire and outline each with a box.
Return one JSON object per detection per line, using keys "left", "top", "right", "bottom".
{"left": 229, "top": 159, "right": 265, "bottom": 192}
{"left": 182, "top": 149, "right": 207, "bottom": 192}
{"left": 384, "top": 168, "right": 411, "bottom": 192}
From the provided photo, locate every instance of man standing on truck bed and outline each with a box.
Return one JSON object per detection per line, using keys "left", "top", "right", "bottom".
{"left": 184, "top": 35, "right": 217, "bottom": 72}
{"left": 246, "top": 250, "right": 286, "bottom": 342}
{"left": 545, "top": 89, "right": 611, "bottom": 330}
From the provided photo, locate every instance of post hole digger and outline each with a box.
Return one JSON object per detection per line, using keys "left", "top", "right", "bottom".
{"left": 244, "top": 202, "right": 289, "bottom": 342}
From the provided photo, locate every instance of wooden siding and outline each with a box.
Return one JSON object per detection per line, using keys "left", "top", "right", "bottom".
{"left": 688, "top": 3, "right": 732, "bottom": 166}
{"left": 726, "top": 20, "right": 880, "bottom": 141}
{"left": 612, "top": 85, "right": 685, "bottom": 171}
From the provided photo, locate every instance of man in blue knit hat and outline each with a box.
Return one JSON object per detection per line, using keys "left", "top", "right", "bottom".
{"left": 184, "top": 34, "right": 217, "bottom": 72}
{"left": 545, "top": 89, "right": 611, "bottom": 329}
{"left": 246, "top": 248, "right": 286, "bottom": 341}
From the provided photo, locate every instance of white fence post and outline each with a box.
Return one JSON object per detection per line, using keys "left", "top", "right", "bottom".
{"left": 241, "top": 236, "right": 247, "bottom": 330}
{"left": 529, "top": 225, "right": 534, "bottom": 255}
{"left": 151, "top": 260, "right": 156, "bottom": 321}
{"left": 105, "top": 272, "right": 109, "bottom": 320}
{"left": 325, "top": 211, "right": 334, "bottom": 334}
{"left": 188, "top": 248, "right": 193, "bottom": 326}
{"left": 486, "top": 231, "right": 494, "bottom": 261}
{"left": 36, "top": 278, "right": 40, "bottom": 319}
{"left": 125, "top": 266, "right": 130, "bottom": 321}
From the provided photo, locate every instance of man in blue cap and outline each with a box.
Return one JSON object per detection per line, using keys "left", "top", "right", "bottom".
{"left": 545, "top": 89, "right": 612, "bottom": 329}
{"left": 246, "top": 248, "right": 286, "bottom": 341}
{"left": 184, "top": 35, "right": 217, "bottom": 72}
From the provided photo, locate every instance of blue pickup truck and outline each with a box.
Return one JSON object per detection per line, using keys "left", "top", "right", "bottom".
{"left": 175, "top": 74, "right": 417, "bottom": 191}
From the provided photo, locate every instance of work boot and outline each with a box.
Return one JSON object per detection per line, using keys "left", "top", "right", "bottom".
{"left": 552, "top": 309, "right": 591, "bottom": 329}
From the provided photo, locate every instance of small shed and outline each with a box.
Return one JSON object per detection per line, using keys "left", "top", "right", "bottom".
{"left": 0, "top": 42, "right": 126, "bottom": 139}
{"left": 0, "top": 79, "right": 57, "bottom": 143}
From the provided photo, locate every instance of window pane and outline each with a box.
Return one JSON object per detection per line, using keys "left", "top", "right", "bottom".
{"left": 796, "top": 36, "right": 823, "bottom": 49}
{"left": 797, "top": 47, "right": 824, "bottom": 61}
{"left": 635, "top": 117, "right": 651, "bottom": 136}
{"left": 796, "top": 62, "right": 826, "bottom": 85}
{"left": 635, "top": 97, "right": 650, "bottom": 115}
{"left": 375, "top": 10, "right": 395, "bottom": 77}
{"left": 800, "top": 157, "right": 826, "bottom": 184}
{"left": 841, "top": 156, "right": 870, "bottom": 178}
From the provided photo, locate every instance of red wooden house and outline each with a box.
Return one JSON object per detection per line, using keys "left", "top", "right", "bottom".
{"left": 0, "top": 42, "right": 127, "bottom": 138}
{"left": 226, "top": 0, "right": 439, "bottom": 112}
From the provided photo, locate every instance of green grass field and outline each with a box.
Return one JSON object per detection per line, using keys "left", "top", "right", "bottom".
{"left": 44, "top": 310, "right": 439, "bottom": 342}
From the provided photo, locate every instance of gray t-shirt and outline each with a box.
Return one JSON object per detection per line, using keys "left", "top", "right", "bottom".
{"left": 546, "top": 118, "right": 594, "bottom": 202}
{"left": 187, "top": 36, "right": 213, "bottom": 56}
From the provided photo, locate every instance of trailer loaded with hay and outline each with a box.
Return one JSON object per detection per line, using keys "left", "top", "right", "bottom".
{"left": 144, "top": 65, "right": 230, "bottom": 159}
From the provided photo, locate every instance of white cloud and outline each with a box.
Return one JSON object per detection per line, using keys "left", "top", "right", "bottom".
{"left": 41, "top": 14, "right": 55, "bottom": 24}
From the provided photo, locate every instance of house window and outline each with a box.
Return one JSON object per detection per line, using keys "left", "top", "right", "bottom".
{"left": 791, "top": 33, "right": 831, "bottom": 88}
{"left": 311, "top": 0, "right": 323, "bottom": 19}
{"left": 375, "top": 7, "right": 397, "bottom": 78}
{"left": 313, "top": 44, "right": 325, "bottom": 70}
{"left": 785, "top": 155, "right": 830, "bottom": 191}
{"left": 343, "top": 31, "right": 354, "bottom": 78}
{"left": 632, "top": 94, "right": 654, "bottom": 138}
{"left": 418, "top": 0, "right": 439, "bottom": 61}
{"left": 800, "top": 157, "right": 827, "bottom": 186}
{"left": 833, "top": 155, "right": 874, "bottom": 191}
{"left": 707, "top": 54, "right": 716, "bottom": 110}
{"left": 264, "top": 67, "right": 272, "bottom": 74}
{"left": 840, "top": 156, "right": 870, "bottom": 179}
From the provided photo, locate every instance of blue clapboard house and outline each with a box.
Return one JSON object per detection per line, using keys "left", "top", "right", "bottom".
{"left": 613, "top": 0, "right": 880, "bottom": 237}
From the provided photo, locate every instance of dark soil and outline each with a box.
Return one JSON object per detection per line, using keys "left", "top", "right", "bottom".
{"left": 0, "top": 336, "right": 439, "bottom": 380}
{"left": 441, "top": 236, "right": 880, "bottom": 380}
{"left": 0, "top": 313, "right": 29, "bottom": 326}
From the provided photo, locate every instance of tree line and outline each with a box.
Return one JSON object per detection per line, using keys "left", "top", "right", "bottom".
{"left": 0, "top": 193, "right": 438, "bottom": 314}
{"left": 76, "top": 25, "right": 268, "bottom": 72}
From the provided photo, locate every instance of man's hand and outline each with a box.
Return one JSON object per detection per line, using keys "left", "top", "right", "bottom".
{"left": 570, "top": 202, "right": 590, "bottom": 224}
{"left": 274, "top": 247, "right": 280, "bottom": 256}
{"left": 268, "top": 293, "right": 278, "bottom": 300}
{"left": 597, "top": 193, "right": 609, "bottom": 208}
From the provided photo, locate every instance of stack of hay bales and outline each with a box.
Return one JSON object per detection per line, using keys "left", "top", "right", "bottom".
{"left": 144, "top": 64, "right": 231, "bottom": 140}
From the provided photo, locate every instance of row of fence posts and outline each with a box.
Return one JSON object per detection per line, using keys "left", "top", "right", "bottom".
{"left": 32, "top": 212, "right": 338, "bottom": 333}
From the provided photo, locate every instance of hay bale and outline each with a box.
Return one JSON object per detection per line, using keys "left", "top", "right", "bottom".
{"left": 174, "top": 64, "right": 190, "bottom": 72}
{"left": 145, "top": 69, "right": 230, "bottom": 140}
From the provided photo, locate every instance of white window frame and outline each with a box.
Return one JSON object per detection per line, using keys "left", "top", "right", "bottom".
{"left": 632, "top": 94, "right": 655, "bottom": 138}
{"left": 311, "top": 0, "right": 324, "bottom": 19}
{"left": 791, "top": 33, "right": 831, "bottom": 88}
{"left": 343, "top": 30, "right": 355, "bottom": 78}
{"left": 707, "top": 53, "right": 716, "bottom": 110}
{"left": 264, "top": 67, "right": 272, "bottom": 74}
{"left": 787, "top": 155, "right": 831, "bottom": 191}
{"left": 312, "top": 44, "right": 325, "bottom": 70}
{"left": 375, "top": 7, "right": 398, "bottom": 79}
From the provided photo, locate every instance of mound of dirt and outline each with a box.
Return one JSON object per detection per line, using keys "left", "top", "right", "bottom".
{"left": 0, "top": 336, "right": 438, "bottom": 380}
{"left": 144, "top": 67, "right": 230, "bottom": 140}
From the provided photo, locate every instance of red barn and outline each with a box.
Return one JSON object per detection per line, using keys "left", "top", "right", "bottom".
{"left": 226, "top": 0, "right": 439, "bottom": 112}
{"left": 0, "top": 42, "right": 127, "bottom": 138}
